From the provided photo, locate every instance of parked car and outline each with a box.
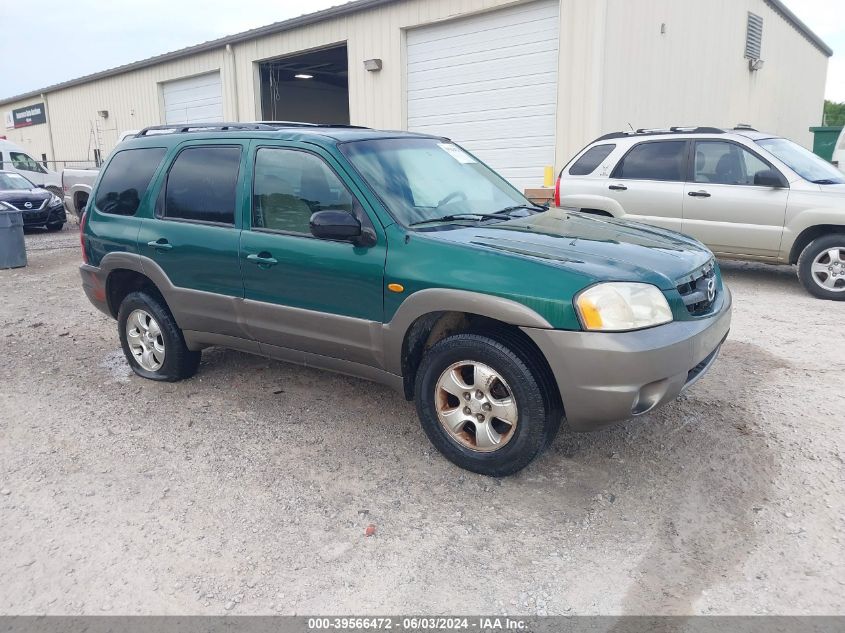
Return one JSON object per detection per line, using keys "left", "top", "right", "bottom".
{"left": 555, "top": 126, "right": 845, "bottom": 300}
{"left": 62, "top": 168, "right": 98, "bottom": 220}
{"left": 833, "top": 126, "right": 845, "bottom": 175}
{"left": 79, "top": 123, "right": 731, "bottom": 476}
{"left": 0, "top": 139, "right": 62, "bottom": 197}
{"left": 62, "top": 130, "right": 140, "bottom": 219}
{"left": 0, "top": 170, "right": 66, "bottom": 230}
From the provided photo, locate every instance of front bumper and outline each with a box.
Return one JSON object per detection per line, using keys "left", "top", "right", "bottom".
{"left": 22, "top": 203, "right": 66, "bottom": 227}
{"left": 522, "top": 285, "right": 732, "bottom": 431}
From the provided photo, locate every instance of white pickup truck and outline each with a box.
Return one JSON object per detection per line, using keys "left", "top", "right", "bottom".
{"left": 62, "top": 130, "right": 139, "bottom": 219}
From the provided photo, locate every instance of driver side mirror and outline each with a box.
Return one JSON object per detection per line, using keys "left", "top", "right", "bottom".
{"left": 754, "top": 169, "right": 787, "bottom": 188}
{"left": 310, "top": 209, "right": 363, "bottom": 242}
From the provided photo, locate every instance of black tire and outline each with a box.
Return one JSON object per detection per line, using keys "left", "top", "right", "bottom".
{"left": 414, "top": 333, "right": 561, "bottom": 477}
{"left": 797, "top": 234, "right": 845, "bottom": 301}
{"left": 45, "top": 222, "right": 64, "bottom": 232}
{"left": 117, "top": 291, "right": 201, "bottom": 381}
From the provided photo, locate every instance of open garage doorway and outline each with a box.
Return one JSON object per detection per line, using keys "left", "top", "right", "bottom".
{"left": 258, "top": 44, "right": 349, "bottom": 125}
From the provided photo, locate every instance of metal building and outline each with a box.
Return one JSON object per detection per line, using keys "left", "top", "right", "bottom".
{"left": 0, "top": 0, "right": 831, "bottom": 190}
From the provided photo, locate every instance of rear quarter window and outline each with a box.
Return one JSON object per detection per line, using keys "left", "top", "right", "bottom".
{"left": 95, "top": 148, "right": 166, "bottom": 216}
{"left": 569, "top": 144, "right": 616, "bottom": 176}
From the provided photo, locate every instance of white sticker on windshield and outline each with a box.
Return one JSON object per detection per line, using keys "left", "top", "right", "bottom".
{"left": 437, "top": 142, "right": 476, "bottom": 164}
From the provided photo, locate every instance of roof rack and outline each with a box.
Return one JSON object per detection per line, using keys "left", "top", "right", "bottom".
{"left": 136, "top": 122, "right": 279, "bottom": 136}
{"left": 595, "top": 126, "right": 725, "bottom": 142}
{"left": 136, "top": 121, "right": 372, "bottom": 137}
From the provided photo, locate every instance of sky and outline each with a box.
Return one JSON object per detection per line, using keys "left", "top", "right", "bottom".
{"left": 0, "top": 0, "right": 843, "bottom": 102}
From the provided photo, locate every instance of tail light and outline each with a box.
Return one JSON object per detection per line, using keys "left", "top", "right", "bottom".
{"left": 79, "top": 210, "right": 88, "bottom": 264}
{"left": 554, "top": 175, "right": 561, "bottom": 207}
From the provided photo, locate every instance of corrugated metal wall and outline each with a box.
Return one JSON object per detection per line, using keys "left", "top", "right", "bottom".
{"left": 0, "top": 0, "right": 830, "bottom": 181}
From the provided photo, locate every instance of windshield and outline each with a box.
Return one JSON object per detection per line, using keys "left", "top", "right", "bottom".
{"left": 756, "top": 137, "right": 845, "bottom": 184}
{"left": 0, "top": 172, "right": 35, "bottom": 190}
{"left": 339, "top": 137, "right": 531, "bottom": 226}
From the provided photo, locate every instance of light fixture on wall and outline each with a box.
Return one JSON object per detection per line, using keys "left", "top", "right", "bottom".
{"left": 97, "top": 109, "right": 109, "bottom": 119}
{"left": 748, "top": 58, "right": 765, "bottom": 72}
{"left": 363, "top": 58, "right": 383, "bottom": 72}
{"left": 294, "top": 73, "right": 314, "bottom": 79}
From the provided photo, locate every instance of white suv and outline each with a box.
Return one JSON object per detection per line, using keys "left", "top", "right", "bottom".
{"left": 555, "top": 127, "right": 845, "bottom": 300}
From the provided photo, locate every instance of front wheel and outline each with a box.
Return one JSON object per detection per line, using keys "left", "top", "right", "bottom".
{"left": 117, "top": 291, "right": 201, "bottom": 381}
{"left": 46, "top": 221, "right": 64, "bottom": 232}
{"left": 414, "top": 333, "right": 561, "bottom": 476}
{"left": 797, "top": 235, "right": 845, "bottom": 300}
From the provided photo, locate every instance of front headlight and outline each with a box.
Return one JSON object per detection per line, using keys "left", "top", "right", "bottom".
{"left": 575, "top": 282, "right": 672, "bottom": 331}
{"left": 49, "top": 194, "right": 62, "bottom": 206}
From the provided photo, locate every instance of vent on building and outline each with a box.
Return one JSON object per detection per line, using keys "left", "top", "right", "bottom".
{"left": 745, "top": 12, "right": 763, "bottom": 59}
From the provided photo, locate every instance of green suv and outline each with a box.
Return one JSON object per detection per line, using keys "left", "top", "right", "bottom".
{"left": 79, "top": 123, "right": 731, "bottom": 476}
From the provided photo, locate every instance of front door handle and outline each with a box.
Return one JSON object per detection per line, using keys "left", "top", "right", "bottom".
{"left": 608, "top": 184, "right": 627, "bottom": 191}
{"left": 688, "top": 190, "right": 711, "bottom": 198}
{"left": 147, "top": 239, "right": 173, "bottom": 251}
{"left": 246, "top": 252, "right": 279, "bottom": 267}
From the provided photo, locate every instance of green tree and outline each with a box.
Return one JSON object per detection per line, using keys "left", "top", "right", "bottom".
{"left": 824, "top": 100, "right": 845, "bottom": 126}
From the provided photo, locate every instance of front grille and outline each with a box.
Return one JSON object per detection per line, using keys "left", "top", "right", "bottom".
{"left": 7, "top": 199, "right": 46, "bottom": 211}
{"left": 677, "top": 261, "right": 718, "bottom": 315}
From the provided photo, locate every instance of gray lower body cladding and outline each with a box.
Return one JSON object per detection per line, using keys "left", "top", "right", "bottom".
{"left": 522, "top": 286, "right": 732, "bottom": 431}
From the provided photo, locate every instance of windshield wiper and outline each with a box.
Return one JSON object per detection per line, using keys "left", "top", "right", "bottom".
{"left": 409, "top": 213, "right": 512, "bottom": 227}
{"left": 497, "top": 204, "right": 548, "bottom": 214}
{"left": 812, "top": 179, "right": 841, "bottom": 185}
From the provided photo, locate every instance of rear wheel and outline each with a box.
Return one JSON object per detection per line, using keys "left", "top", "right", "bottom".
{"left": 414, "top": 333, "right": 560, "bottom": 476}
{"left": 117, "top": 291, "right": 201, "bottom": 381}
{"left": 797, "top": 235, "right": 845, "bottom": 300}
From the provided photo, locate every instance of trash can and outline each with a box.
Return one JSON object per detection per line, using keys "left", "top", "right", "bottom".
{"left": 0, "top": 203, "right": 27, "bottom": 269}
{"left": 809, "top": 126, "right": 843, "bottom": 162}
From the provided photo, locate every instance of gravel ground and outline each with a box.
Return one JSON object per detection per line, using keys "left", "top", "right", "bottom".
{"left": 1, "top": 224, "right": 843, "bottom": 616}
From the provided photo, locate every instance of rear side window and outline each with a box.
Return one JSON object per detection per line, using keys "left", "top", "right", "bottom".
{"left": 95, "top": 148, "right": 166, "bottom": 216}
{"left": 569, "top": 144, "right": 615, "bottom": 176}
{"left": 612, "top": 141, "right": 687, "bottom": 182}
{"left": 165, "top": 146, "right": 241, "bottom": 225}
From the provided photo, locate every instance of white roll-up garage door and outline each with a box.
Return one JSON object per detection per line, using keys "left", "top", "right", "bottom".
{"left": 406, "top": 0, "right": 559, "bottom": 191}
{"left": 162, "top": 72, "right": 223, "bottom": 125}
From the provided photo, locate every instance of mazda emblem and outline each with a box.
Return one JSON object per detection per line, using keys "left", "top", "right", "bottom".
{"left": 24, "top": 201, "right": 32, "bottom": 209}
{"left": 706, "top": 277, "right": 716, "bottom": 303}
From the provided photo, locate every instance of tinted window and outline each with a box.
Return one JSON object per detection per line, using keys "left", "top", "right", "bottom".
{"left": 569, "top": 144, "right": 615, "bottom": 176}
{"left": 613, "top": 141, "right": 687, "bottom": 181}
{"left": 253, "top": 148, "right": 354, "bottom": 233}
{"left": 95, "top": 148, "right": 166, "bottom": 216}
{"left": 693, "top": 141, "right": 772, "bottom": 185}
{"left": 165, "top": 146, "right": 241, "bottom": 224}
{"left": 10, "top": 152, "right": 47, "bottom": 174}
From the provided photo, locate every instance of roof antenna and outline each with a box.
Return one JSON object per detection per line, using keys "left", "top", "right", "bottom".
{"left": 627, "top": 122, "right": 634, "bottom": 131}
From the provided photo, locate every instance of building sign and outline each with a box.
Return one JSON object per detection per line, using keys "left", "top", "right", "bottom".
{"left": 9, "top": 103, "right": 47, "bottom": 128}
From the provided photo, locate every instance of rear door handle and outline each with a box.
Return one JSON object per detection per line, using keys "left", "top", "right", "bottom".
{"left": 688, "top": 190, "right": 711, "bottom": 198}
{"left": 147, "top": 239, "right": 172, "bottom": 251}
{"left": 608, "top": 184, "right": 627, "bottom": 191}
{"left": 246, "top": 252, "right": 279, "bottom": 267}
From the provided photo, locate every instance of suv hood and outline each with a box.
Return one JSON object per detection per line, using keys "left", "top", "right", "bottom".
{"left": 426, "top": 209, "right": 713, "bottom": 290}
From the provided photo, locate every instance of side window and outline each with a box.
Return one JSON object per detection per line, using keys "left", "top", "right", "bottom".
{"left": 612, "top": 141, "right": 687, "bottom": 182}
{"left": 10, "top": 152, "right": 47, "bottom": 174}
{"left": 569, "top": 144, "right": 616, "bottom": 176}
{"left": 95, "top": 148, "right": 166, "bottom": 216}
{"left": 252, "top": 148, "right": 354, "bottom": 234}
{"left": 693, "top": 141, "right": 772, "bottom": 186}
{"left": 165, "top": 146, "right": 242, "bottom": 225}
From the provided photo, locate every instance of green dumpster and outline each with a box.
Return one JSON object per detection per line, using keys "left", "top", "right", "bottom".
{"left": 809, "top": 126, "right": 843, "bottom": 162}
